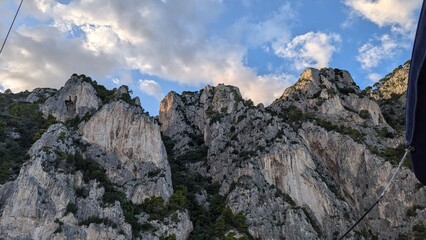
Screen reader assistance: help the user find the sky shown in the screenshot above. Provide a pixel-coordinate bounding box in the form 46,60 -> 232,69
0,0 -> 423,116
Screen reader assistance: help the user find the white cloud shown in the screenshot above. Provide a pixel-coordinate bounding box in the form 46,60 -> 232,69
139,79 -> 165,101
112,78 -> 120,85
0,0 -> 296,105
344,0 -> 422,34
356,34 -> 400,69
345,0 -> 420,71
111,71 -> 134,86
232,3 -> 294,47
367,72 -> 382,82
274,32 -> 341,71
0,25 -> 117,92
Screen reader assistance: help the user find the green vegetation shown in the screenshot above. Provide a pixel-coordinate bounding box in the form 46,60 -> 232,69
53,219 -> 64,234
375,127 -> 394,139
66,203 -> 78,214
206,106 -> 224,124
78,74 -> 137,106
381,145 -> 410,166
334,68 -> 344,78
162,135 -> 253,239
368,144 -> 412,168
379,101 -> 405,132
59,148 -> 190,237
338,87 -> 356,95
160,234 -> 177,240
79,216 -> 117,228
359,109 -> 371,119
231,89 -> 244,102
413,223 -> 426,240
406,205 -> 425,217
176,146 -> 208,163
277,106 -> 314,128
277,106 -> 364,143
0,93 -> 57,184
315,118 -> 364,143
244,99 -> 254,107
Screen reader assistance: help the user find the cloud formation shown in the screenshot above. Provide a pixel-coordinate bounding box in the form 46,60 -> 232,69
0,25 -> 117,91
344,0 -> 422,34
356,34 -> 399,70
0,0 -> 295,104
139,79 -> 165,101
367,72 -> 382,82
232,3 -> 294,48
344,0 -> 421,73
273,32 -> 341,71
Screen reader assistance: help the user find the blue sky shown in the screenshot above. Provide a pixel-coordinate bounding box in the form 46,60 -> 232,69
0,0 -> 422,115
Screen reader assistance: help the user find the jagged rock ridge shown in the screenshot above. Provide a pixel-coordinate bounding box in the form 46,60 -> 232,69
0,64 -> 425,240
0,76 -> 192,240
159,64 -> 426,239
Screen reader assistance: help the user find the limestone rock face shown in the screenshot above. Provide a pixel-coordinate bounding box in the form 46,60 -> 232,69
159,66 -> 426,239
1,63 -> 424,239
0,80 -> 191,239
41,76 -> 101,122
26,88 -> 57,103
82,101 -> 173,203
0,124 -> 131,239
139,210 -> 193,240
369,61 -> 410,100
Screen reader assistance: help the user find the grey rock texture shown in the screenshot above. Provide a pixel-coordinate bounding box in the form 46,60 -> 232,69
0,80 -> 191,239
159,65 -> 426,239
41,75 -> 101,122
26,88 -> 57,103
139,210 -> 193,240
82,101 -> 173,203
1,63 -> 425,239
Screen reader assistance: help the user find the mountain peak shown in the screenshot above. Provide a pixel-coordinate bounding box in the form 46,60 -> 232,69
367,61 -> 410,100
279,67 -> 359,102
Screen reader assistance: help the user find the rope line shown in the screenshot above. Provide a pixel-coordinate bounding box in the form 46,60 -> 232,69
0,0 -> 23,55
338,147 -> 411,239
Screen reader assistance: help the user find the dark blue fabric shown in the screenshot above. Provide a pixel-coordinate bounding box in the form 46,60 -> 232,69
407,0 -> 426,184
407,1 -> 426,144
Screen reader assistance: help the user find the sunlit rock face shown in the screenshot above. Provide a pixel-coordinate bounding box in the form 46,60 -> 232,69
82,101 -> 173,204
159,64 -> 426,239
0,79 -> 191,240
1,63 -> 425,239
41,76 -> 101,122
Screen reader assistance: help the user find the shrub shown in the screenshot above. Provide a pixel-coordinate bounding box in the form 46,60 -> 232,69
168,190 -> 189,210
338,87 -> 356,95
140,196 -> 168,220
359,109 -> 371,119
407,205 -> 424,217
376,127 -> 394,138
177,146 -> 208,163
66,203 -> 78,214
0,94 -> 57,184
53,219 -> 64,234
380,145 -> 407,165
160,234 -> 177,240
206,106 -> 224,123
244,99 -> 254,107
413,223 -> 426,239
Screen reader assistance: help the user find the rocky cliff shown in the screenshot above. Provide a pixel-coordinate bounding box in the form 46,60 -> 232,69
0,76 -> 192,240
0,64 -> 425,240
159,64 -> 426,239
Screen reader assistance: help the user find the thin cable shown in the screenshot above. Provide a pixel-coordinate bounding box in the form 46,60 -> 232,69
338,147 -> 411,240
0,0 -> 23,55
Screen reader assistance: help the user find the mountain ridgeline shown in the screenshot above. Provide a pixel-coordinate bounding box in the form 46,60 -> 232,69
1,62 -> 425,240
